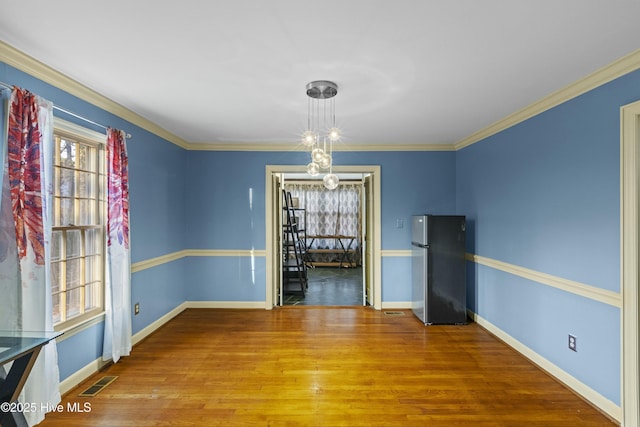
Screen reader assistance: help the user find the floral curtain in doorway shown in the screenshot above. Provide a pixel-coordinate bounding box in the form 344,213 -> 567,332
285,182 -> 361,264
102,127 -> 132,363
0,86 -> 61,426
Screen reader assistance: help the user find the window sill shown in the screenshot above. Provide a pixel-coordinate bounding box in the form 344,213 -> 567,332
55,312 -> 105,343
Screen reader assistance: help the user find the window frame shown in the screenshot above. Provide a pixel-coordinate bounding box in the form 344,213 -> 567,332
52,118 -> 107,332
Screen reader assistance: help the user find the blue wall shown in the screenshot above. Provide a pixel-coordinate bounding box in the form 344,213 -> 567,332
456,69 -> 640,406
182,150 -> 457,303
184,150 -> 457,251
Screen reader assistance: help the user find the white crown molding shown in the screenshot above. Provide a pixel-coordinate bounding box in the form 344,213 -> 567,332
184,143 -> 303,151
4,41 -> 638,153
184,142 -> 455,152
467,253 -> 622,308
455,49 -> 640,150
0,40 -> 190,149
335,143 -> 454,152
0,41 -> 451,152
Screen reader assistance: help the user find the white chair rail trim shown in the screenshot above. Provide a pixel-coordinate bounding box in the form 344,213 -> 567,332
131,249 -> 621,309
467,253 -> 621,308
131,249 -> 267,273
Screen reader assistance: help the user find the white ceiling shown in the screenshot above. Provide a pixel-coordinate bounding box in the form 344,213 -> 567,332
1,0 -> 639,147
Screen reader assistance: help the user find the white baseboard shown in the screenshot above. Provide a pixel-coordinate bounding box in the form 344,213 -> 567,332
469,310 -> 621,423
130,301 -> 265,348
184,301 -> 266,309
132,302 -> 188,346
60,303 -> 187,396
59,301 -> 263,396
59,357 -> 111,395
381,301 -> 412,309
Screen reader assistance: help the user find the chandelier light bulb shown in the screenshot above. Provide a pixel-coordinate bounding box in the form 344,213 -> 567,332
328,127 -> 341,142
311,148 -> 325,163
301,130 -> 316,147
306,162 -> 320,176
323,173 -> 340,190
318,152 -> 332,169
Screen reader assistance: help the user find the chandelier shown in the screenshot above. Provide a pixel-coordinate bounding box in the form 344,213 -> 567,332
302,80 -> 340,190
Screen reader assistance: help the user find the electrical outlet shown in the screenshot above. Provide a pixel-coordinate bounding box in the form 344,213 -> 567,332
568,334 -> 577,352
134,303 -> 140,315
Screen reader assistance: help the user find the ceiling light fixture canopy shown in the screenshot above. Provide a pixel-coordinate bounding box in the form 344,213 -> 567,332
302,80 -> 340,190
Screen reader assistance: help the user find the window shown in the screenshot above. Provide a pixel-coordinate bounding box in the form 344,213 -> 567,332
51,121 -> 106,329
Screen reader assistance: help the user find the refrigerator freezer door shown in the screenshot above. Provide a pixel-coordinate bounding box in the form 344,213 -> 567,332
411,215 -> 428,247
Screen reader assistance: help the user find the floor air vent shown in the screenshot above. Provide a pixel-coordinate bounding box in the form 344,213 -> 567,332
78,376 -> 118,397
384,311 -> 406,316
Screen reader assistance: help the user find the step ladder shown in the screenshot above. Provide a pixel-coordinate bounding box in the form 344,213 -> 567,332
282,190 -> 307,296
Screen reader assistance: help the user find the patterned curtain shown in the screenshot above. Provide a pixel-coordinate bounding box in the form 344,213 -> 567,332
285,182 -> 361,264
102,128 -> 132,363
0,86 -> 61,426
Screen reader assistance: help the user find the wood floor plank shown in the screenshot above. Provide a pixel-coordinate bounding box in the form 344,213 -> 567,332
40,308 -> 617,426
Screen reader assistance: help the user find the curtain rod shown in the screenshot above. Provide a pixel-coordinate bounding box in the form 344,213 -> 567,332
0,81 -> 131,139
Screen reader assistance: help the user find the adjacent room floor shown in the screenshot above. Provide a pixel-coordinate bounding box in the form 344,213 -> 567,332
283,266 -> 363,306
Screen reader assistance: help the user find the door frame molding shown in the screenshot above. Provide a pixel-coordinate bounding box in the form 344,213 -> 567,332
621,99 -> 640,427
265,165 -> 382,310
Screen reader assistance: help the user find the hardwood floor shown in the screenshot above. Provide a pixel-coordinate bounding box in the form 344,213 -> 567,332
41,308 -> 616,426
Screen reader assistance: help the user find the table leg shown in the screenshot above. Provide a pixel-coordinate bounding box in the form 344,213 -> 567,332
341,238 -> 355,267
336,238 -> 355,268
0,347 -> 43,427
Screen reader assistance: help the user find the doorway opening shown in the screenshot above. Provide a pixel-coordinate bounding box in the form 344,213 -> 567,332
266,165 -> 381,310
282,175 -> 363,306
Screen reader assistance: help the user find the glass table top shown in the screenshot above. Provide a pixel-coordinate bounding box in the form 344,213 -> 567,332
0,331 -> 62,365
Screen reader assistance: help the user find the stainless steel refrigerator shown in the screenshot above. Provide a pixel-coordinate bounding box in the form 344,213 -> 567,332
411,215 -> 467,325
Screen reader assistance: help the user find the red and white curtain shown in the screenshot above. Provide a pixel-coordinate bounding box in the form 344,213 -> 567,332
102,128 -> 131,363
0,86 -> 61,426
